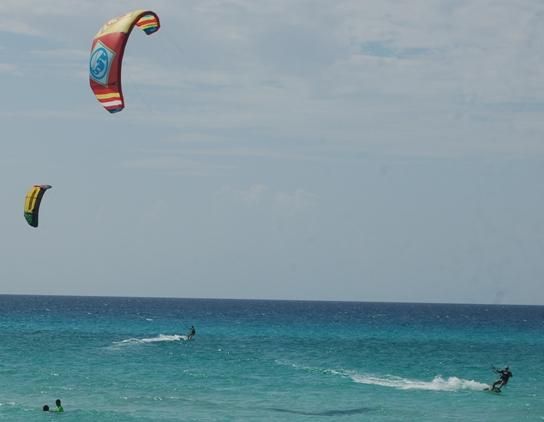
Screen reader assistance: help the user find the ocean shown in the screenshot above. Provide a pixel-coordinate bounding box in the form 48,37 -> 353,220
0,295 -> 542,421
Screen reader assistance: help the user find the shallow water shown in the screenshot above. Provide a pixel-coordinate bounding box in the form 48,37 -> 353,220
0,296 -> 542,421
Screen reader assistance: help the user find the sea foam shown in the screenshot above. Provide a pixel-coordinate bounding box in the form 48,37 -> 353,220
112,334 -> 188,347
349,373 -> 488,391
276,360 -> 488,392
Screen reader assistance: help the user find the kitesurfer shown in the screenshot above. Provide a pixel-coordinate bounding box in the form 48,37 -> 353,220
491,366 -> 512,391
187,325 -> 196,340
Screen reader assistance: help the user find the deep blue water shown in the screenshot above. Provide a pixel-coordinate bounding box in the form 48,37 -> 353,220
1,295 -> 543,421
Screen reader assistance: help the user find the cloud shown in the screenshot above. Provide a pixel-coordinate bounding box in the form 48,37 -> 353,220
359,41 -> 435,59
0,0 -> 138,19
120,155 -> 232,176
219,184 -> 318,214
157,146 -> 330,162
120,59 -> 232,90
3,0 -> 544,158
234,184 -> 268,205
0,21 -> 42,36
274,189 -> 319,214
30,48 -> 88,59
0,63 -> 19,75
0,109 -> 99,121
0,0 -> 96,36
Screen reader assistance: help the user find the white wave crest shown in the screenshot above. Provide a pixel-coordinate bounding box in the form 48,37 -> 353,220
113,334 -> 188,347
349,373 -> 488,391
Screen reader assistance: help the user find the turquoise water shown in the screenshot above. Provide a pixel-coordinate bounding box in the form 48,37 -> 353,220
0,296 -> 543,421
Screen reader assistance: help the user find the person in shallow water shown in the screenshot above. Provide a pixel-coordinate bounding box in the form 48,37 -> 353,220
187,325 -> 196,340
42,400 -> 63,412
55,399 -> 64,412
492,366 -> 513,390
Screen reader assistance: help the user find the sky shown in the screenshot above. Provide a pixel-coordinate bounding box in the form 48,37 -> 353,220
1,0 -> 544,305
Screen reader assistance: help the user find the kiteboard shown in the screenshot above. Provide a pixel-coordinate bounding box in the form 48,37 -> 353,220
483,386 -> 501,393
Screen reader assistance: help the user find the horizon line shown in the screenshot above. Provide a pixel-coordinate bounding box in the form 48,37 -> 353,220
0,292 -> 541,307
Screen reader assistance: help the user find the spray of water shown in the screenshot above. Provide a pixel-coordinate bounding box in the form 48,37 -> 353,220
112,334 -> 188,347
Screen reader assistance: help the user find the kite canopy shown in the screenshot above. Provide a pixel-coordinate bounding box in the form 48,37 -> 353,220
89,10 -> 160,113
24,185 -> 52,228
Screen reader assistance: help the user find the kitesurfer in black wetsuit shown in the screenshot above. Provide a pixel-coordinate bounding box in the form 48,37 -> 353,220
187,325 -> 196,340
492,366 -> 512,391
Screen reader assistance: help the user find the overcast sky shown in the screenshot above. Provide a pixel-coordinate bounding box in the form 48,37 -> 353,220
1,0 -> 543,304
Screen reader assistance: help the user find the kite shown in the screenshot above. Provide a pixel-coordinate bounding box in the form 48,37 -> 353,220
89,10 -> 160,113
24,185 -> 52,228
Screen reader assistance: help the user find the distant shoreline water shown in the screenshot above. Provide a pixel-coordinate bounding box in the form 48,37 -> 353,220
1,292 -> 542,307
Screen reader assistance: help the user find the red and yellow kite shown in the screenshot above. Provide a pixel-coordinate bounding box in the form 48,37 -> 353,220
89,10 -> 160,113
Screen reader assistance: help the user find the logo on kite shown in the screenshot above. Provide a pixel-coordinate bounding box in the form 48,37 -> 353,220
89,42 -> 114,85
